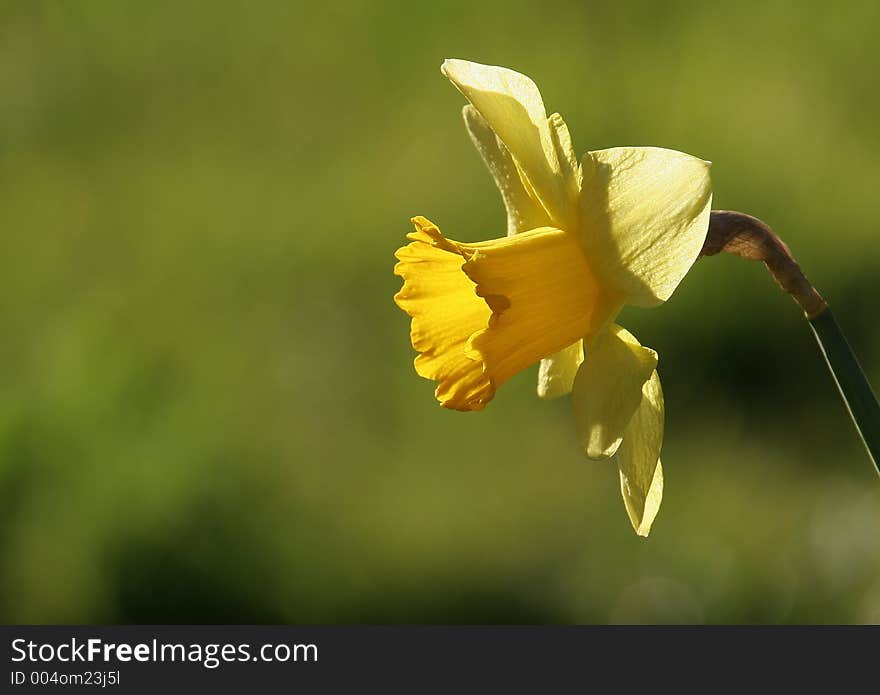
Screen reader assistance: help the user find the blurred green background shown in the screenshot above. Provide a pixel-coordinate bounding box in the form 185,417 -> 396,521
2,0 -> 879,624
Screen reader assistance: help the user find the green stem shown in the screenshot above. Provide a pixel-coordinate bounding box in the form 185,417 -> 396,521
809,307 -> 880,475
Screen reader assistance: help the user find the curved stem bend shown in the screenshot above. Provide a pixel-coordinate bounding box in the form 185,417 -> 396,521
702,210 -> 827,319
701,210 -> 879,474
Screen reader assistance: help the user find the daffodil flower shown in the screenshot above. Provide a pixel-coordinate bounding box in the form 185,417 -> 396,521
394,59 -> 712,536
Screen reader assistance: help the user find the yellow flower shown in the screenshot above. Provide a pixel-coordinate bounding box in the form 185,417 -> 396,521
394,59 -> 712,536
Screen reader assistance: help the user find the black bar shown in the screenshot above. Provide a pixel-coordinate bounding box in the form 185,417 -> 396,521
2,625 -> 877,692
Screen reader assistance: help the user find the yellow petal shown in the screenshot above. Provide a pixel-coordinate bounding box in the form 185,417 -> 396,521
579,147 -> 712,307
548,112 -> 581,212
532,114 -> 584,400
393,217 -> 493,411
537,341 -> 584,399
617,371 -> 665,537
462,105 -> 551,235
460,227 -> 621,390
571,325 -> 657,459
441,59 -> 576,230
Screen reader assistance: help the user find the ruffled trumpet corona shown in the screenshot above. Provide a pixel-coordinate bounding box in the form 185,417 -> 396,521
394,59 -> 712,536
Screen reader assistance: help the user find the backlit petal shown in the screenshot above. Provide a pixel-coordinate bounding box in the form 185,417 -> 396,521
572,325 -> 657,459
617,370 -> 665,537
537,341 -> 584,399
580,147 -> 712,307
462,105 -> 550,235
442,59 -> 576,230
548,112 -> 581,212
